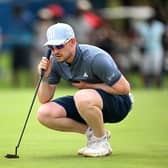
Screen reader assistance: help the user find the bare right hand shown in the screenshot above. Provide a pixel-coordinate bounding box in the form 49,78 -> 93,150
38,56 -> 53,79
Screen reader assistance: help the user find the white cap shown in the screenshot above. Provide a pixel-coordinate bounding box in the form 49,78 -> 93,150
44,23 -> 75,46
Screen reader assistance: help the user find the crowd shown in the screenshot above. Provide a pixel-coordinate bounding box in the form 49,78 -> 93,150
0,0 -> 168,88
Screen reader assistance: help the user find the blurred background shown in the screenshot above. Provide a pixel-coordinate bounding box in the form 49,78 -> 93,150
0,0 -> 168,89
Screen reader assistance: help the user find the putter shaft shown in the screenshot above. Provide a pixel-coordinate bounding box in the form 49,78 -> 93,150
5,49 -> 51,159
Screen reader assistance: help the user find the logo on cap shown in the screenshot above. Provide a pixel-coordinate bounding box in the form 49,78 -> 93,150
44,23 -> 75,46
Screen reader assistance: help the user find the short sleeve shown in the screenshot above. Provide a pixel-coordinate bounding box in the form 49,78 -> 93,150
47,60 -> 61,84
91,53 -> 121,86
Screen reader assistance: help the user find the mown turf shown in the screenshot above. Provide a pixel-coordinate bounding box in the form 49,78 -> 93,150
0,87 -> 168,168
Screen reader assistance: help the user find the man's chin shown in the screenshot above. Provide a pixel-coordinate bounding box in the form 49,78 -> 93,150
56,58 -> 64,63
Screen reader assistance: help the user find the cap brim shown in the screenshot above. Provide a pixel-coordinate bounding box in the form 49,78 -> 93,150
43,39 -> 65,46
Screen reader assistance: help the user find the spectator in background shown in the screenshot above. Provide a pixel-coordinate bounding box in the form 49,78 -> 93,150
34,7 -> 54,57
89,18 -> 113,54
64,0 -> 102,43
133,8 -> 166,88
89,18 -> 130,74
89,18 -> 119,60
9,4 -> 35,87
162,23 -> 168,73
32,4 -> 65,81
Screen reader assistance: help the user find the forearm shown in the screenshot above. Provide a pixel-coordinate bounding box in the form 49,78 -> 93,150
92,75 -> 130,95
38,82 -> 56,103
86,83 -> 119,94
73,75 -> 130,95
88,82 -> 130,95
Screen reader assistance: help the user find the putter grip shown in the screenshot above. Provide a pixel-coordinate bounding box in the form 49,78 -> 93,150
40,49 -> 51,78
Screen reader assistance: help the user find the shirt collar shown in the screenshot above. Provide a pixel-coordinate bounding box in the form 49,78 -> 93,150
70,44 -> 82,66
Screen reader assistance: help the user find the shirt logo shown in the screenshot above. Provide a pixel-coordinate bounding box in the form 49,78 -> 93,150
83,72 -> 88,78
108,73 -> 115,81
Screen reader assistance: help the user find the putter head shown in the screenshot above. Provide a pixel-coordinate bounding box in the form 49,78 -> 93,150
5,154 -> 19,159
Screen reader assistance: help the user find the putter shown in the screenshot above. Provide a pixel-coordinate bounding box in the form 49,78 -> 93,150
5,49 -> 51,159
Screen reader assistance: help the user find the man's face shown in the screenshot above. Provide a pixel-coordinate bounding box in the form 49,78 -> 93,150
48,39 -> 75,63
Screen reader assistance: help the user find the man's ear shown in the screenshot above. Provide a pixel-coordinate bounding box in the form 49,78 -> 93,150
71,38 -> 77,45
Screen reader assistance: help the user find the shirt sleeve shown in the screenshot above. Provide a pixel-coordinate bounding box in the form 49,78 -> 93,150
91,53 -> 121,86
46,60 -> 61,84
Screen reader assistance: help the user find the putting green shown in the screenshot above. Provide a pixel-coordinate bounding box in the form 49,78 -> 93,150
0,88 -> 168,168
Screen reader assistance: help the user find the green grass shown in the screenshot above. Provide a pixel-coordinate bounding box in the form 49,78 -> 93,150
0,87 -> 168,168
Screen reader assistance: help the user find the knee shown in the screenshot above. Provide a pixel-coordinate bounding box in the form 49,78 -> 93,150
74,89 -> 103,113
74,90 -> 92,111
37,104 -> 51,124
